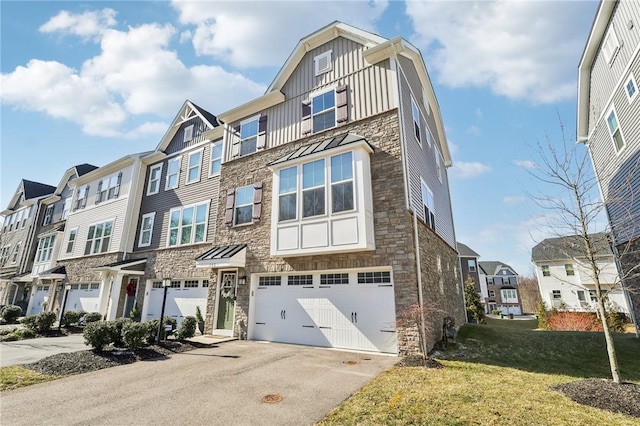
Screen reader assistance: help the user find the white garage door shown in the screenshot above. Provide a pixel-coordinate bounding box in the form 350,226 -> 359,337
145,279 -> 208,325
66,283 -> 101,313
28,285 -> 50,316
251,270 -> 397,354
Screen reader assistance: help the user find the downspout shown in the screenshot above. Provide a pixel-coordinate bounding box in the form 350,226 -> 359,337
392,44 -> 428,355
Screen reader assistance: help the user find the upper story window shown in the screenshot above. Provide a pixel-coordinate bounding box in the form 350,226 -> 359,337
43,205 -> 54,225
330,152 -> 354,213
602,26 -> 620,65
224,183 -> 263,227
564,264 -> 575,276
625,74 -> 638,103
147,164 -> 163,195
36,235 -> 55,262
62,197 -> 71,220
488,289 -> 495,297
183,124 -> 194,142
312,90 -> 336,133
21,206 -> 31,228
0,246 -> 10,264
541,265 -> 550,277
96,173 -> 122,204
12,242 -> 21,263
75,185 -> 89,210
85,220 -> 114,255
552,289 -> 562,299
186,149 -> 203,184
234,186 -> 255,225
606,107 -> 625,152
166,157 -> 181,190
314,50 -> 332,76
240,117 -> 259,156
66,228 -> 77,254
303,159 -> 326,217
501,289 -> 517,302
279,167 -> 297,222
467,259 -> 476,272
435,150 -> 442,183
411,96 -> 421,144
138,212 -> 155,247
210,141 -> 223,176
168,201 -> 209,246
421,179 -> 435,230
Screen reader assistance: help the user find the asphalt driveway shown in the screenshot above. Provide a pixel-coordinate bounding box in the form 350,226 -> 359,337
1,340 -> 397,425
0,334 -> 89,367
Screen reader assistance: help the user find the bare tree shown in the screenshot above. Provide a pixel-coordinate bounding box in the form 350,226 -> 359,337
527,125 -> 639,384
518,274 -> 542,314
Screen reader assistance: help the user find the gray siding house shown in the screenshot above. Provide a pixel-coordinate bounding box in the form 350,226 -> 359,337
577,0 -> 640,324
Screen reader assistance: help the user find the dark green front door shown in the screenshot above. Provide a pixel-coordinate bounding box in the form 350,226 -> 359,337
216,273 -> 236,330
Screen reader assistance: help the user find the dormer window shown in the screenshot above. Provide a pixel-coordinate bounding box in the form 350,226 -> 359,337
184,124 -> 194,142
314,50 -> 332,76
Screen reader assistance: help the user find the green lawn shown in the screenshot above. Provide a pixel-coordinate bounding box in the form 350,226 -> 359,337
0,366 -> 59,391
320,323 -> 640,425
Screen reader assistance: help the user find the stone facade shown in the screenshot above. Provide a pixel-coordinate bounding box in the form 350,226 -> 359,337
206,109 -> 464,354
59,252 -> 122,284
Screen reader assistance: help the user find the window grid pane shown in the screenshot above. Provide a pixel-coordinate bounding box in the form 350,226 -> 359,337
288,275 -> 313,286
357,271 -> 391,284
320,273 -> 349,285
258,276 -> 282,286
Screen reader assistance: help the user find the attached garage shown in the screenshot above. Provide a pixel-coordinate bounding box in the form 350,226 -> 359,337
65,283 -> 101,313
250,269 -> 397,354
143,278 -> 208,325
27,285 -> 50,316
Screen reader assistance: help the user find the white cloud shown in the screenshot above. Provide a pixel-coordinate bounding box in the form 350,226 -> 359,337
475,108 -> 483,119
405,1 -> 596,103
125,122 -> 169,139
450,161 -> 491,179
503,195 -> 525,206
448,140 -> 459,156
467,125 -> 480,136
2,13 -> 265,137
39,8 -> 117,40
171,0 -> 389,68
513,159 -> 537,169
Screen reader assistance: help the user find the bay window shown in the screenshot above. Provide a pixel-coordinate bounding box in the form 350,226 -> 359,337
302,159 -> 326,217
279,167 -> 297,221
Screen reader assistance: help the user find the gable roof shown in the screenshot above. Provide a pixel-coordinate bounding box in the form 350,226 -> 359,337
531,233 -> 613,262
154,100 -> 220,153
23,179 -> 56,200
457,242 -> 479,258
48,164 -> 99,198
479,261 -> 518,276
72,151 -> 152,186
75,163 -> 99,177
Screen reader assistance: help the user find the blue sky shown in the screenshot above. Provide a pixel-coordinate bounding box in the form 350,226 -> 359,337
1,0 -> 600,276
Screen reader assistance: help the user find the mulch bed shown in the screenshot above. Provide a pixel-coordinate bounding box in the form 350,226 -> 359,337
397,354 -> 444,368
553,379 -> 640,418
24,340 -> 211,377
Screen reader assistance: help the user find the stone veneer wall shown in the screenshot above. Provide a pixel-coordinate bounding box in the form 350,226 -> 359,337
208,109 -> 463,354
617,238 -> 640,327
59,252 -> 123,283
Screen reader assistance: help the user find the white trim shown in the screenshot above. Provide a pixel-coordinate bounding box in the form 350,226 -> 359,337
234,185 -> 255,226
605,104 -> 627,154
314,50 -> 333,76
625,72 -> 638,103
208,140 -> 223,177
84,218 -> 116,255
310,85 -> 338,134
138,212 -> 156,248
238,114 -> 261,157
213,269 -> 238,336
165,156 -> 182,190
166,200 -> 210,247
183,124 -> 194,143
185,148 -> 204,185
65,227 -> 78,254
411,95 -> 422,147
146,163 -> 163,195
603,24 -> 620,66
195,248 -> 247,268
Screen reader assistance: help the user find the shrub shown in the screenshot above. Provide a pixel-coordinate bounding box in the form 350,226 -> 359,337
606,311 -> 626,333
176,316 -> 197,340
122,322 -> 148,349
22,311 -> 57,333
144,317 -> 177,344
83,312 -> 103,324
84,321 -> 114,351
1,332 -> 20,342
61,310 -> 85,327
548,311 -> 602,331
18,328 -> 36,339
21,315 -> 38,331
0,305 -> 23,324
536,300 -> 550,330
491,309 -> 501,316
111,317 -> 132,348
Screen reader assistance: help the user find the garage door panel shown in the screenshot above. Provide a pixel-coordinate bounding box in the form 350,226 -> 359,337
146,282 -> 208,326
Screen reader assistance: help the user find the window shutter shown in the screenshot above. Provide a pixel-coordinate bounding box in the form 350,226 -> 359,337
301,101 -> 312,135
224,189 -> 235,226
336,85 -> 349,123
114,172 -> 122,198
95,181 -> 103,204
231,125 -> 241,158
83,185 -> 90,208
257,115 -> 267,151
74,189 -> 80,211
252,182 -> 263,222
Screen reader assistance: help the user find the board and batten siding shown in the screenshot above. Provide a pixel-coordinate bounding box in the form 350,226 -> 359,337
588,0 -> 640,134
396,56 -> 456,249
223,37 -> 395,161
164,116 -> 212,156
134,142 -> 221,251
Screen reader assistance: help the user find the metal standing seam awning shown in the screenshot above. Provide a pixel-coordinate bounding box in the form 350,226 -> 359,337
195,244 -> 247,268
93,258 -> 147,275
11,272 -> 34,283
35,266 -> 66,280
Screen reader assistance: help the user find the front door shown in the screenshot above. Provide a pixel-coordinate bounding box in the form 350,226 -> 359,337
216,272 -> 236,330
123,278 -> 138,318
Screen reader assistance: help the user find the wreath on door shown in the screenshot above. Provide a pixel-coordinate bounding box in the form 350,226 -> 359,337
220,276 -> 235,299
126,281 -> 136,297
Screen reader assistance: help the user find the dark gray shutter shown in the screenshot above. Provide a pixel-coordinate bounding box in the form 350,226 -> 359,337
301,101 -> 312,135
231,125 -> 241,158
257,116 -> 267,151
114,172 -> 123,198
252,182 -> 263,222
336,85 -> 348,123
83,185 -> 90,208
95,181 -> 103,204
225,189 -> 235,226
74,188 -> 81,211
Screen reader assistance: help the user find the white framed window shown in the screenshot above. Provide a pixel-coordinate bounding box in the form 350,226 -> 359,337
565,264 -> 575,276
66,228 -> 77,254
138,212 -> 155,247
411,96 -> 421,144
21,206 -> 31,228
552,290 -> 562,299
312,89 -> 336,133
209,141 -> 223,176
62,197 -> 71,220
75,185 -> 89,210
183,124 -> 194,142
168,201 -> 209,246
147,164 -> 163,195
542,265 -> 550,276
96,173 -> 122,203
84,220 -> 114,255
577,290 -> 586,301
36,235 -> 55,262
278,166 -> 297,222
435,150 -> 442,183
12,242 -> 21,263
234,186 -> 255,225
0,246 -> 10,264
240,116 -> 259,157
501,289 -> 517,302
606,106 -> 625,152
303,159 -> 326,218
314,50 -> 332,76
589,290 -> 598,301
602,26 -> 620,65
421,178 -> 435,230
166,157 -> 181,190
625,73 -> 638,102
186,149 -> 203,184
467,259 -> 476,272
43,205 -> 54,225
488,290 -> 495,297
330,151 -> 354,213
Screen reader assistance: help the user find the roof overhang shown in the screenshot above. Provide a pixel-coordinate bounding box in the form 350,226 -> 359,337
217,91 -> 285,124
93,258 -> 147,275
577,0 -> 617,141
154,100 -> 219,153
12,272 -> 33,283
201,125 -> 225,141
36,266 -> 67,280
71,153 -> 150,187
196,244 -> 247,268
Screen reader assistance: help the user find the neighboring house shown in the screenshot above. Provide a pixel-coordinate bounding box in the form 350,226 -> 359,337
532,234 -> 631,315
577,0 -> 640,326
55,152 -> 151,320
129,101 -> 222,328
478,261 -> 522,315
0,179 -> 56,309
457,242 -> 482,297
189,21 -> 465,355
26,164 -> 98,316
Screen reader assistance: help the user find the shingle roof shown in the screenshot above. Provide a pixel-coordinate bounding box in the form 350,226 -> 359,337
190,101 -> 220,128
22,179 -> 56,200
196,244 -> 247,261
531,233 -> 612,262
457,242 -> 479,258
479,261 -> 518,276
75,164 -> 99,176
267,133 -> 373,166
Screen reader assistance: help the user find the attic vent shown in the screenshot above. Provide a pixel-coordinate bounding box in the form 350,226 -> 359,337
184,124 -> 194,143
314,50 -> 332,76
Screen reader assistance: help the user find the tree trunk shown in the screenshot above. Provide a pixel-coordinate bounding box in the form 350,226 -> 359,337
596,286 -> 621,383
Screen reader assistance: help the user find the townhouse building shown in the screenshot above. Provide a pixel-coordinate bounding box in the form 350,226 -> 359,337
457,242 -> 484,310
478,261 -> 522,315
